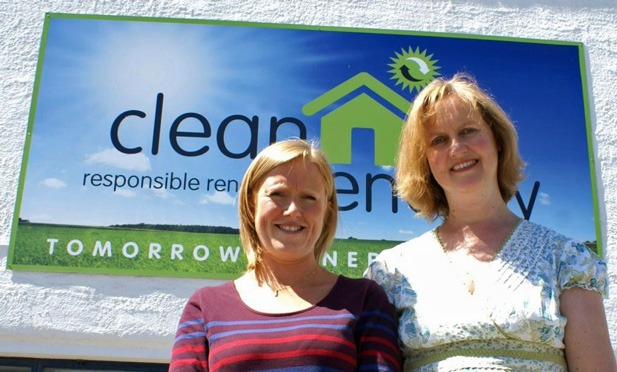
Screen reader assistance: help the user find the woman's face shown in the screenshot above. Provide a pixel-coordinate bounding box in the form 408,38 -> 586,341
254,158 -> 328,265
424,96 -> 500,197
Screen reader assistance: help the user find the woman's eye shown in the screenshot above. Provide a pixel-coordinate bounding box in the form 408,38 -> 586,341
431,136 -> 446,146
462,127 -> 478,136
266,191 -> 284,198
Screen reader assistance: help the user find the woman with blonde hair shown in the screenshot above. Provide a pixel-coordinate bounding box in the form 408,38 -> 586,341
172,139 -> 401,371
366,74 -> 616,371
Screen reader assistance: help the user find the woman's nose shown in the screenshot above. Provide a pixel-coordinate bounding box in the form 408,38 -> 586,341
449,138 -> 467,156
284,198 -> 303,215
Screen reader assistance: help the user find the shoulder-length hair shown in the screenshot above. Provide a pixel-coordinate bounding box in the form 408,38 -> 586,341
396,73 -> 525,220
238,139 -> 338,273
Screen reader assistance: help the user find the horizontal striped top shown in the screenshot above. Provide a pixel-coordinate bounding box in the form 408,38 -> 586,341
170,276 -> 401,371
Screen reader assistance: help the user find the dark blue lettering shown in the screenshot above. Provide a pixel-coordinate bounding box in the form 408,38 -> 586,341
169,112 -> 211,156
110,109 -> 146,154
366,173 -> 397,213
217,115 -> 258,159
269,116 -> 307,144
335,172 -> 359,211
515,181 -> 540,220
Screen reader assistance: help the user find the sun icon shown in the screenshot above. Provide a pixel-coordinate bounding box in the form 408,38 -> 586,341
388,46 -> 440,93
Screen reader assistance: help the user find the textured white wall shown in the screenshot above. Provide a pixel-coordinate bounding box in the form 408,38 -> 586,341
1,0 -> 616,363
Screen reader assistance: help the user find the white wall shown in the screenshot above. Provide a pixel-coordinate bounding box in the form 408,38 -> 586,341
1,0 -> 616,363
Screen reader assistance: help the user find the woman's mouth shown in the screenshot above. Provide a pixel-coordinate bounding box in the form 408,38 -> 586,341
451,159 -> 477,171
277,224 -> 303,232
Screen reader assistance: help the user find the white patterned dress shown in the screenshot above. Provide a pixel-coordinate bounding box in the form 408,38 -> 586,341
364,219 -> 607,371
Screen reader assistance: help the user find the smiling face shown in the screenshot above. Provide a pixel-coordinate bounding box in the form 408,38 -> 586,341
253,158 -> 328,265
425,96 -> 500,197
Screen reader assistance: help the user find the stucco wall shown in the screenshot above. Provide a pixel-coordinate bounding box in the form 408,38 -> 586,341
1,0 -> 616,363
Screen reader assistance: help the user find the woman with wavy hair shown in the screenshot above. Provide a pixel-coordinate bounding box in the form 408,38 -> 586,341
366,74 -> 615,371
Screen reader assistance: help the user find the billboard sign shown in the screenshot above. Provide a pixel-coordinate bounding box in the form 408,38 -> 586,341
8,13 -> 600,278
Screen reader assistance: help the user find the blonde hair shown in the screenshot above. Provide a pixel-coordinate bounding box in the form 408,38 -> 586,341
238,139 -> 338,274
396,73 -> 525,220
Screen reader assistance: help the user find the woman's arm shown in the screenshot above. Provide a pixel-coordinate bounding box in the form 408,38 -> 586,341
169,295 -> 208,372
356,281 -> 402,371
561,287 -> 617,371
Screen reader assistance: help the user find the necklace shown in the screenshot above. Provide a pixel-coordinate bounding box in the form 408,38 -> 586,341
273,265 -> 320,297
435,218 -> 521,294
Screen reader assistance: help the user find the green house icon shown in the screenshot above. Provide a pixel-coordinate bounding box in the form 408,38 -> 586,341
302,72 -> 411,166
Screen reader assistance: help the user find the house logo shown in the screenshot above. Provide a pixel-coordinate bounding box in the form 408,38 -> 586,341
303,47 -> 440,167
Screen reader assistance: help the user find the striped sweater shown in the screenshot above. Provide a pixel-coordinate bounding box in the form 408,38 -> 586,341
170,276 -> 401,371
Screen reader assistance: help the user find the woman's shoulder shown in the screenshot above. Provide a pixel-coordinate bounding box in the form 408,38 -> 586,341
521,220 -> 607,294
194,280 -> 234,292
518,219 -> 596,254
519,219 -> 564,238
333,275 -> 397,299
189,281 -> 236,302
331,276 -> 393,307
336,275 -> 382,289
515,220 -> 606,275
178,281 -> 240,320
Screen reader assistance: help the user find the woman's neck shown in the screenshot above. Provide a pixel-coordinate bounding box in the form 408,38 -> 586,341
444,185 -> 512,227
235,261 -> 337,313
255,258 -> 322,291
